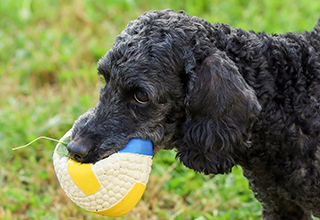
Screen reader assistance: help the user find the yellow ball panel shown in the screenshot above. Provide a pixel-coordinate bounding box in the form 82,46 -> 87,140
91,182 -> 146,217
67,160 -> 101,195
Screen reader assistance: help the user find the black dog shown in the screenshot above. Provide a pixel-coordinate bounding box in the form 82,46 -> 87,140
67,9 -> 320,219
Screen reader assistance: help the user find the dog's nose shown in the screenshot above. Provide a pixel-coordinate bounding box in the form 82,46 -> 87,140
67,140 -> 89,163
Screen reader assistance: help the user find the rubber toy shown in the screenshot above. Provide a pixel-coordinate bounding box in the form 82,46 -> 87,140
53,130 -> 153,217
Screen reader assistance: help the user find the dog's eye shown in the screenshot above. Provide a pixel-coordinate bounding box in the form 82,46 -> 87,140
134,90 -> 149,104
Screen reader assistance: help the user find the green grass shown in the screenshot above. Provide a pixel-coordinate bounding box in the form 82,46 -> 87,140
1,0 -> 320,219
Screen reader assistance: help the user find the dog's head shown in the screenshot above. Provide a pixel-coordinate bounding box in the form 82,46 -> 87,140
67,10 -> 261,174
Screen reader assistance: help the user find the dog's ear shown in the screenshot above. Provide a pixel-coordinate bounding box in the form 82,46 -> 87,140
177,50 -> 261,174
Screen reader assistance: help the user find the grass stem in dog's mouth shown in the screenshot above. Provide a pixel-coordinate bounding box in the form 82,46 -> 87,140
12,136 -> 68,151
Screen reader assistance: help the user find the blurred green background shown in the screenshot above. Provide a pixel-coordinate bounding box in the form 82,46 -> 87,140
1,0 -> 320,219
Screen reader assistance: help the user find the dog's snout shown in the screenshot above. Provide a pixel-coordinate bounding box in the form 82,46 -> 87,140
67,140 -> 90,163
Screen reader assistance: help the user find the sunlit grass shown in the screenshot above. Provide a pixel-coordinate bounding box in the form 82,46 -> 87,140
1,0 -> 320,219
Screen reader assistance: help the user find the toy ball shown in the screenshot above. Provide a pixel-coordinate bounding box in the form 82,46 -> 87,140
53,130 -> 153,217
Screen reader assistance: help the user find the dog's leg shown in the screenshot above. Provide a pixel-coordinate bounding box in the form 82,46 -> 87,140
261,199 -> 312,220
243,169 -> 312,220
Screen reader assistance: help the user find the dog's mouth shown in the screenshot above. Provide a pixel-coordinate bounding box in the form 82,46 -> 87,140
100,149 -> 118,160
67,146 -> 119,164
66,130 -> 155,164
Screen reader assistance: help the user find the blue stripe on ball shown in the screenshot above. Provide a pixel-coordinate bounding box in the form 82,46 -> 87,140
119,138 -> 153,156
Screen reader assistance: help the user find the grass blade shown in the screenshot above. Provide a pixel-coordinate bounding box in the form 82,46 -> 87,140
12,136 -> 68,151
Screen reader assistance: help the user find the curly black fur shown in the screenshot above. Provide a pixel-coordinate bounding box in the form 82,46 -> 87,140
67,10 -> 320,219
